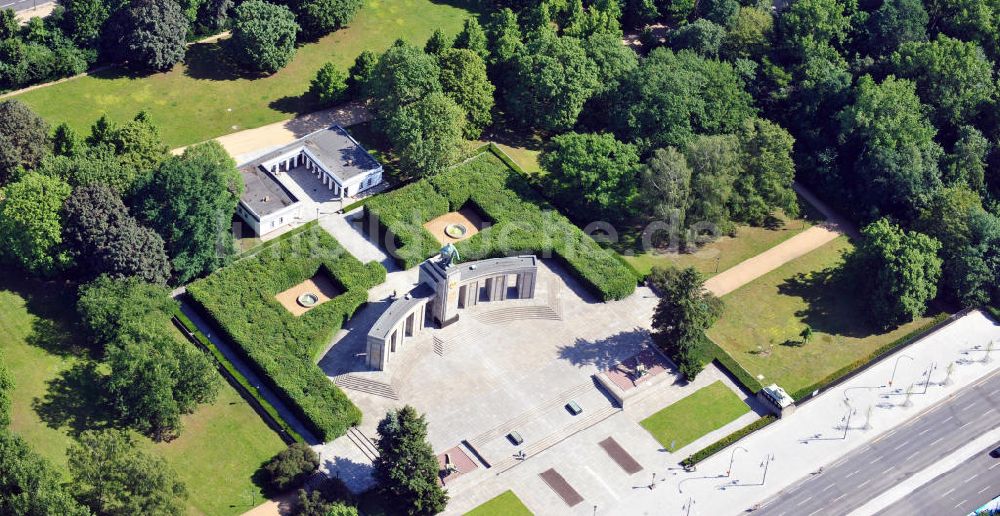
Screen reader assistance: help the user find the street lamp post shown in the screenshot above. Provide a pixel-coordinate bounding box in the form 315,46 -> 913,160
760,453 -> 775,485
684,497 -> 695,516
888,354 -> 914,387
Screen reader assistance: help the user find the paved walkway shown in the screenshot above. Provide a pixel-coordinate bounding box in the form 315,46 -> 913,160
172,101 -> 372,162
703,182 -> 856,297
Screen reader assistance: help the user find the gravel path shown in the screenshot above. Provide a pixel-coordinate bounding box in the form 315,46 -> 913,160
703,182 -> 857,297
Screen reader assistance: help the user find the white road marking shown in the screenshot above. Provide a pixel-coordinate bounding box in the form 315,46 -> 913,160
858,479 -> 871,488
807,509 -> 824,516
990,388 -> 1000,396
968,473 -> 979,482
980,486 -> 991,494
796,496 -> 813,507
846,469 -> 860,478
944,416 -> 954,423
833,493 -> 848,503
955,500 -> 968,508
918,427 -> 932,436
962,402 -> 978,411
931,437 -> 945,446
870,456 -> 883,464
990,462 -> 1000,470
822,484 -> 835,492
943,488 -> 956,496
882,467 -> 893,475
960,421 -> 972,428
893,440 -> 910,450
905,451 -> 920,461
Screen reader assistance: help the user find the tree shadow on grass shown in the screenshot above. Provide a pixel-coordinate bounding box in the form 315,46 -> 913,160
32,361 -> 115,436
776,265 -> 876,340
0,273 -> 91,357
183,41 -> 266,81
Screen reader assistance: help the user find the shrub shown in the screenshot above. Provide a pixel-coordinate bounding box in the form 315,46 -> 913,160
681,416 -> 776,467
365,149 -> 638,300
263,443 -> 319,493
187,223 -> 386,440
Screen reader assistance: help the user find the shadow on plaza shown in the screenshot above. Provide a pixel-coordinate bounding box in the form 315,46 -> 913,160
557,328 -> 656,373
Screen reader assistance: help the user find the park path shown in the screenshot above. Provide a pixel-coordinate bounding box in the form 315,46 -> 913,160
170,101 -> 372,162
703,182 -> 858,297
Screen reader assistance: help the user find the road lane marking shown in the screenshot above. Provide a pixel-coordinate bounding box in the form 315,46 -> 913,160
943,488 -> 956,496
962,402 -> 978,411
882,467 -> 893,475
870,456 -> 883,464
858,479 -> 871,488
808,509 -> 824,516
796,496 -> 813,507
968,474 -> 979,482
931,437 -> 945,446
990,388 -> 999,396
918,427 -> 932,435
990,462 -> 1000,470
955,500 -> 967,508
846,469 -> 860,478
944,416 -> 954,423
960,421 -> 972,428
822,484 -> 835,492
906,451 -> 920,460
980,486 -> 991,494
893,440 -> 910,450
833,493 -> 847,503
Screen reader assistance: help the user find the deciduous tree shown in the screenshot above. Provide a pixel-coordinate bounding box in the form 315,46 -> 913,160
262,443 -> 320,492
637,146 -> 692,229
385,92 -> 465,177
0,172 -> 71,275
0,432 -> 88,515
310,62 -> 348,106
540,132 -> 640,223
104,0 -> 188,71
136,141 -> 242,284
437,48 -> 494,138
0,99 -> 50,185
848,218 -> 942,329
284,0 -> 361,40
69,429 -> 188,513
453,17 -> 488,61
370,42 -> 442,117
231,0 -> 299,74
729,118 -> 798,225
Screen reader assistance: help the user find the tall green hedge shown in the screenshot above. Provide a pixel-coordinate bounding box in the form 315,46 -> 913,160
187,225 -> 386,441
365,151 -> 638,300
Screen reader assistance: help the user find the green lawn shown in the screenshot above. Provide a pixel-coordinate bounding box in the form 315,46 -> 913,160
465,490 -> 533,516
639,381 -> 750,451
706,236 -> 940,398
0,274 -> 286,515
9,0 -> 479,148
622,194 -> 824,278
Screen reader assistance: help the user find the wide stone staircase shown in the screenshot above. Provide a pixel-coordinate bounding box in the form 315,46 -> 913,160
472,305 -> 561,325
345,426 -> 379,462
489,405 -> 622,474
333,373 -> 399,400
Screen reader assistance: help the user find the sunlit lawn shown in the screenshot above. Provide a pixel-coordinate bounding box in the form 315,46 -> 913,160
10,0 -> 479,148
639,381 -> 749,451
706,236 -> 941,397
465,490 -> 533,516
0,274 -> 285,514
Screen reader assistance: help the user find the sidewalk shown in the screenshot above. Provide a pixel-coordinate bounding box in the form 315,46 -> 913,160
610,309 -> 1000,516
703,182 -> 856,297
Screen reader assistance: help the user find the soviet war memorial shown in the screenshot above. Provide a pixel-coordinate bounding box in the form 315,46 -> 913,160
4,0 -> 1000,515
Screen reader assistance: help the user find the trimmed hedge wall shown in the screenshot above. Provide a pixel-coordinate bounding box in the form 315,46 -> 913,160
681,416 -> 777,467
788,311 -> 950,400
187,225 -> 387,441
700,336 -> 764,394
365,150 -> 639,300
173,309 -> 304,443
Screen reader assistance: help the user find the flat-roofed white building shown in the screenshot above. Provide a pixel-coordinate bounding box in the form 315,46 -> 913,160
236,125 -> 383,237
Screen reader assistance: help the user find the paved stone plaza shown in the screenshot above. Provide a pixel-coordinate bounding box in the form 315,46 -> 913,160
311,220 -> 763,500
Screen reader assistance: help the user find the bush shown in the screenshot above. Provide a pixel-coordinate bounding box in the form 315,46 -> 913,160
681,416 -> 776,467
364,149 -> 638,300
310,62 -> 348,106
263,443 -> 319,493
187,223 -> 386,440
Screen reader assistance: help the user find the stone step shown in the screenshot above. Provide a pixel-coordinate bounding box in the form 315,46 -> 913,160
467,382 -> 595,450
347,426 -> 379,461
333,374 -> 399,400
491,405 -> 622,474
472,305 -> 561,325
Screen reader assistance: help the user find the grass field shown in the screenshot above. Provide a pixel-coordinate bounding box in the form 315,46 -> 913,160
465,490 -> 533,516
622,195 -> 824,278
0,275 -> 286,514
639,381 -> 750,451
9,0 -> 479,148
706,236 -> 939,397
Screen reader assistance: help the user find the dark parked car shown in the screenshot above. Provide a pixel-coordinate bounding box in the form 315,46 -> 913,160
566,400 -> 583,415
990,446 -> 1000,458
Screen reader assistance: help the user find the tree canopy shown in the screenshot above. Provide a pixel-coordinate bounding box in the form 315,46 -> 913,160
541,132 -> 640,223
373,406 -> 447,516
0,172 -> 71,275
650,266 -> 723,380
0,99 -> 50,186
437,48 -> 494,138
231,0 -> 299,74
0,432 -> 88,516
384,92 -> 466,177
104,0 -> 188,70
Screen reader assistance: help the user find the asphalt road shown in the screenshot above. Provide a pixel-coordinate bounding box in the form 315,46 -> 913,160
1,0 -> 45,12
879,442 -> 1000,516
756,368 -> 1000,516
